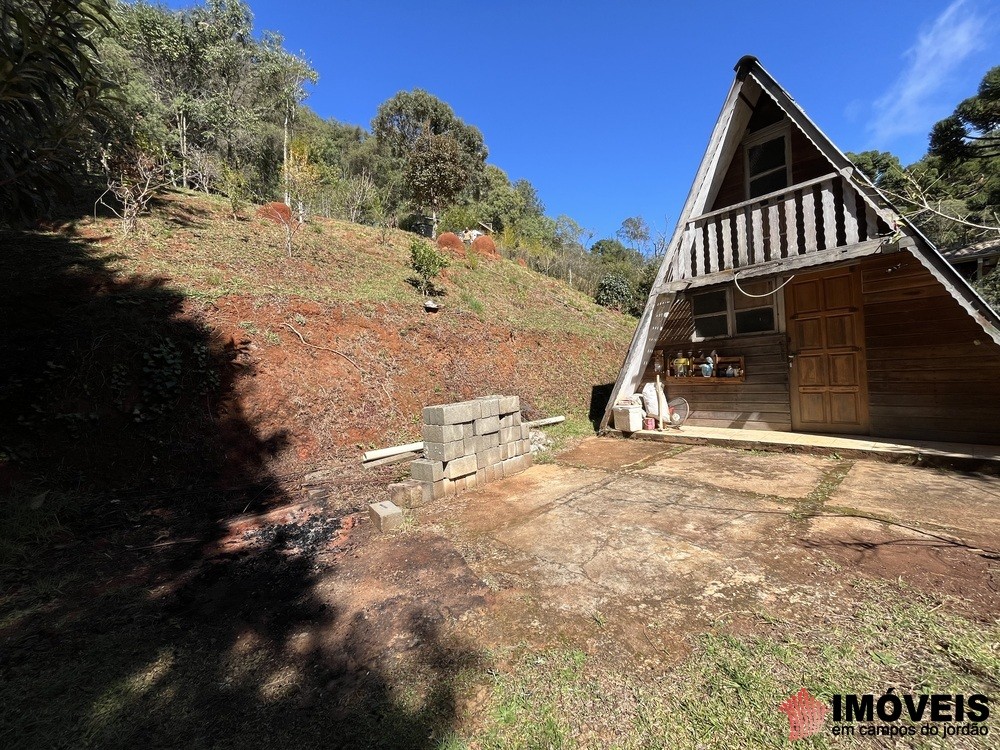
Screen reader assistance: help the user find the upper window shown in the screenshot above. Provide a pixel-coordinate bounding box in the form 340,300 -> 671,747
691,279 -> 780,340
744,124 -> 790,199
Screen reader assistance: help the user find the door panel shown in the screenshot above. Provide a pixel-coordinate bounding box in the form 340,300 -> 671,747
786,265 -> 869,434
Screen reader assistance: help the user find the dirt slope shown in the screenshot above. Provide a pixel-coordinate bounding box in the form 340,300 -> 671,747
1,189 -> 634,496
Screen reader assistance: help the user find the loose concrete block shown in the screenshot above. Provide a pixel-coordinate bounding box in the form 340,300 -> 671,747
369,501 -> 403,532
411,458 -> 444,483
422,423 -> 464,443
444,453 -> 477,479
476,395 -> 500,417
388,480 -> 424,509
464,436 -> 480,456
498,395 -> 520,414
478,446 -> 503,469
510,411 -> 521,426
425,440 -> 465,463
418,478 -> 454,504
423,400 -> 482,426
474,415 -> 501,435
520,423 -> 531,440
500,426 -> 519,444
499,413 -> 514,429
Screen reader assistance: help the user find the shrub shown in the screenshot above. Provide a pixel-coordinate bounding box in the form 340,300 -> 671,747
595,272 -> 634,312
436,231 -> 466,257
410,239 -> 449,296
472,234 -> 498,257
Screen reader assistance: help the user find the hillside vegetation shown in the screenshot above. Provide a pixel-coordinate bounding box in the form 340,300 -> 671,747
1,190 -> 634,518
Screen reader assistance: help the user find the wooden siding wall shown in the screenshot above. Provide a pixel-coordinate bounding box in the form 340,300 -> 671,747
861,253 -> 1000,444
710,121 -> 831,213
643,299 -> 791,430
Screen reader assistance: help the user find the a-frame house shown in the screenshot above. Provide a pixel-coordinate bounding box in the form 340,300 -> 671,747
602,56 -> 1000,445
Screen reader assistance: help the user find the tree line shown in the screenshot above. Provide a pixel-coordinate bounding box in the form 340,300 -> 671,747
1,0 -> 658,314
847,65 -> 1000,308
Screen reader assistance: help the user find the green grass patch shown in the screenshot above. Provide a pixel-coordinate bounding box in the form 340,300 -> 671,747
456,580 -> 1000,748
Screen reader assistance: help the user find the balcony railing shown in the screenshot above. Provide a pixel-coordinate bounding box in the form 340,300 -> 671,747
669,173 -> 890,282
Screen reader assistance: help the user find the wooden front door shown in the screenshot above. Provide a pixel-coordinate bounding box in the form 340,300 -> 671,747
785,265 -> 869,434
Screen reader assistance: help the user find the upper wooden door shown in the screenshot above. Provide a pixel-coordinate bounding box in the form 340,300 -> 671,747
785,265 -> 869,434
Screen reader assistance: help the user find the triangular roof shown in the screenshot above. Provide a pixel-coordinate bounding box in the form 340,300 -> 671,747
601,56 -> 1000,430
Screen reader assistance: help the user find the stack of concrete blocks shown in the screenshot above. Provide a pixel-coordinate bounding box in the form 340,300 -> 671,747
388,395 -> 532,508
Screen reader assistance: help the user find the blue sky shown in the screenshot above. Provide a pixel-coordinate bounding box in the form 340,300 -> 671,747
175,0 -> 998,245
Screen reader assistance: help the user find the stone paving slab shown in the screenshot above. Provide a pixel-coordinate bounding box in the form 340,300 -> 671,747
637,445 -> 829,499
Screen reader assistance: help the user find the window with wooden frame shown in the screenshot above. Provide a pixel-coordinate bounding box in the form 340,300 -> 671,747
744,123 -> 791,199
691,278 -> 781,340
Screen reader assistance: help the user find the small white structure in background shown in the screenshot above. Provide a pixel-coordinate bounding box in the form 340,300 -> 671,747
458,229 -> 484,244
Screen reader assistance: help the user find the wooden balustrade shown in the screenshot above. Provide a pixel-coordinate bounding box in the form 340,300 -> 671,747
671,173 -> 887,281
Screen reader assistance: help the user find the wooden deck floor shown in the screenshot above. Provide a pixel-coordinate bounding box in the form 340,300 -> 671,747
617,425 -> 1000,465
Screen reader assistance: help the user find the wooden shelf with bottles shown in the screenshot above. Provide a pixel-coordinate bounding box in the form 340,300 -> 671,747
664,354 -> 746,384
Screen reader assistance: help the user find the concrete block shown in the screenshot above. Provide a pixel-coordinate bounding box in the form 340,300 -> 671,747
520,439 -> 531,456
478,446 -> 503,469
474,415 -> 501,435
463,422 -> 475,438
499,413 -> 514,429
465,472 -> 478,490
444,454 -> 477,479
369,501 -> 403,532
520,423 -> 531,440
500,426 -> 519,444
411,458 -> 444,483
480,432 -> 500,449
422,423 -> 464,443
523,451 -> 533,469
424,440 -> 465,463
423,400 -> 482,426
498,395 -> 520,414
502,443 -> 513,460
464,436 -> 480,456
388,480 -> 424,509
418,478 -> 454,505
476,395 -> 501,417
501,458 -> 517,478
484,464 -> 499,483
476,468 -> 487,484
510,411 -> 521,426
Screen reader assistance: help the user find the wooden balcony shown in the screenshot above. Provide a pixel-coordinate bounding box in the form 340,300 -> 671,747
664,173 -> 892,289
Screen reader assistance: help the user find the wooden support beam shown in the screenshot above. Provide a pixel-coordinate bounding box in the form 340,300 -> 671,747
653,238 -> 892,294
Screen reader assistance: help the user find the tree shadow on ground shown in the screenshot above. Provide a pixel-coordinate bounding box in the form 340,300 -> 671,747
588,383 -> 615,430
0,227 -> 477,749
405,276 -> 448,297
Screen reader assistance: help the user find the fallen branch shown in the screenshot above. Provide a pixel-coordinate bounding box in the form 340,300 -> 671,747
282,322 -> 361,370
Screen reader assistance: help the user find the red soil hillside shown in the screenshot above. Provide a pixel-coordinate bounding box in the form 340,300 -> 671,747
1,190 -> 635,493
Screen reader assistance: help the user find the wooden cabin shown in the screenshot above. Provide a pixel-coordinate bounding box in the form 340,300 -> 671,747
602,57 -> 1000,445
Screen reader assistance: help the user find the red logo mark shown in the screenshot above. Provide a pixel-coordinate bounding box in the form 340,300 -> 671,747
779,688 -> 829,740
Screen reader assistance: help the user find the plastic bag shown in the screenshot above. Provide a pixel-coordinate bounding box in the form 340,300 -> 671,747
640,382 -> 660,418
